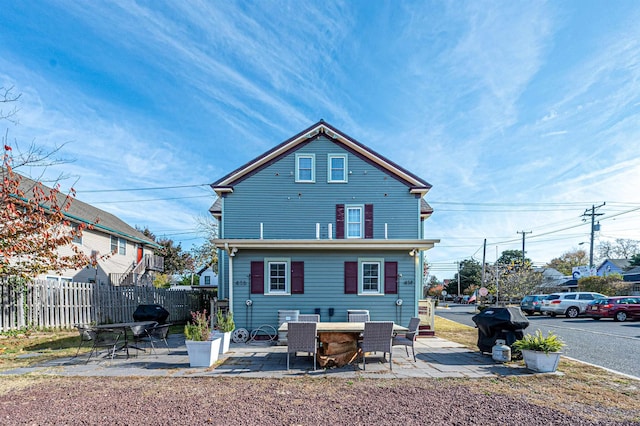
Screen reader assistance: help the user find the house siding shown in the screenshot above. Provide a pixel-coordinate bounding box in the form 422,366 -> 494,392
220,136 -> 420,240
229,250 -> 417,330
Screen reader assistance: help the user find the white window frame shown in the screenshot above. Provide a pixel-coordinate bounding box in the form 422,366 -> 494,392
358,258 -> 384,295
71,223 -> 82,244
265,257 -> 291,295
45,276 -> 73,284
328,154 -> 348,183
111,236 -> 126,255
295,153 -> 315,183
346,205 -> 363,239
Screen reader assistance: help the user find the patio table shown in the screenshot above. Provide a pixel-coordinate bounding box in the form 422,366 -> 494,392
279,322 -> 408,368
94,321 -> 157,358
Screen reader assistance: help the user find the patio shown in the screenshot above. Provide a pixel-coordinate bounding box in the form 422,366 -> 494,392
4,333 -> 535,379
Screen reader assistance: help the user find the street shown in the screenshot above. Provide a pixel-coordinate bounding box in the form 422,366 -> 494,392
436,305 -> 640,379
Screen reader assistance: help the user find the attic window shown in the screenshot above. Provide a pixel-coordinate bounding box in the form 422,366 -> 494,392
328,154 -> 347,183
295,153 -> 315,183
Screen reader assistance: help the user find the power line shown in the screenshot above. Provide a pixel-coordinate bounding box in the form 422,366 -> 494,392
76,183 -> 212,193
91,194 -> 212,204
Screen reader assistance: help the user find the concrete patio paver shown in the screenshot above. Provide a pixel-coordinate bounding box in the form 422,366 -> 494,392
2,334 -> 536,379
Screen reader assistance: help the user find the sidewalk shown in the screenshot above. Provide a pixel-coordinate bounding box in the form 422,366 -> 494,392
3,333 -> 535,379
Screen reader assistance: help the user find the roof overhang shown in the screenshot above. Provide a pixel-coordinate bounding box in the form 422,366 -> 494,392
211,121 -> 432,197
213,238 -> 439,252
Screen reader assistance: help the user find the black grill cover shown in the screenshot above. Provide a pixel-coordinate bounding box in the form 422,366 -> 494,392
472,307 -> 529,353
132,304 -> 170,324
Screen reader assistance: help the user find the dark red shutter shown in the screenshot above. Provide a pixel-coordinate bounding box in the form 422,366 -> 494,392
336,204 -> 345,239
291,261 -> 304,294
250,261 -> 264,294
344,261 -> 358,294
364,204 -> 374,239
384,262 -> 398,294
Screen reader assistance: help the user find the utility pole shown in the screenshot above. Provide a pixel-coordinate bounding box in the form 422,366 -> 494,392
457,261 -> 461,299
517,231 -> 532,267
481,238 -> 487,289
583,203 -> 605,270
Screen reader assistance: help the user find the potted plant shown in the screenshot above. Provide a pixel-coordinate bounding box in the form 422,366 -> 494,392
212,309 -> 235,354
184,310 -> 221,367
512,330 -> 565,373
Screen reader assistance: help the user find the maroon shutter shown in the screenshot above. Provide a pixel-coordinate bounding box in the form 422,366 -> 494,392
384,261 -> 398,294
291,261 -> 304,294
344,261 -> 358,294
364,204 -> 374,239
336,204 -> 345,239
250,261 -> 264,294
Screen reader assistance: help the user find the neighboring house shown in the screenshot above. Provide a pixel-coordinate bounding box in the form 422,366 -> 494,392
197,265 -> 218,287
596,259 -> 630,277
534,267 -> 571,291
210,120 -> 439,331
15,173 -> 163,285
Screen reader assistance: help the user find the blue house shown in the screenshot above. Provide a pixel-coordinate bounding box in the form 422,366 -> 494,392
210,121 -> 439,332
596,259 -> 630,277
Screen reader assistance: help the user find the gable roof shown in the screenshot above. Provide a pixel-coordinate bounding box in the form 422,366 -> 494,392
597,258 -> 630,272
211,120 -> 432,197
11,171 -> 159,248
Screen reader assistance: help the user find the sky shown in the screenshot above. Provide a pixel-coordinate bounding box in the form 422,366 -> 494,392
2,1 -> 640,279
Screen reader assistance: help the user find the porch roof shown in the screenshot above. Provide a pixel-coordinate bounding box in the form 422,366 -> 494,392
213,238 -> 439,252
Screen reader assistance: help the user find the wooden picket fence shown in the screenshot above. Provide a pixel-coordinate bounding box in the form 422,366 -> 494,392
0,280 -> 201,331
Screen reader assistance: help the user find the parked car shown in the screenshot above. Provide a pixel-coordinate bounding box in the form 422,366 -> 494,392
540,292 -> 606,318
520,294 -> 547,315
585,296 -> 640,322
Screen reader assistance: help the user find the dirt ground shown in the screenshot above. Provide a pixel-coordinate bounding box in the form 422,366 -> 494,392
1,376 -> 639,425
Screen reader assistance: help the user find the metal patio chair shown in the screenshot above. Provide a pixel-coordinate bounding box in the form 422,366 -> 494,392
145,323 -> 172,354
86,328 -> 123,363
130,321 -> 158,356
360,321 -> 394,371
74,325 -> 95,358
287,321 -> 318,371
348,313 -> 370,322
392,317 -> 421,361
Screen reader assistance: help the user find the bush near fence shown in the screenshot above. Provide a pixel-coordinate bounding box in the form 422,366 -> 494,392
0,280 -> 202,331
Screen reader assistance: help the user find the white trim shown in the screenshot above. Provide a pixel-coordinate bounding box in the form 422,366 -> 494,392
346,205 -> 363,239
327,153 -> 348,183
358,258 -> 384,295
295,153 -> 315,183
264,257 -> 291,295
213,239 -> 439,250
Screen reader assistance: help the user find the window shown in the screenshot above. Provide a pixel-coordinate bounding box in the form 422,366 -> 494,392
265,258 -> 290,294
361,262 -> 380,293
111,236 -> 126,255
204,276 -> 211,286
345,260 -> 396,295
71,223 -> 82,244
346,206 -> 363,238
45,276 -> 72,284
328,154 -> 347,183
295,153 -> 315,183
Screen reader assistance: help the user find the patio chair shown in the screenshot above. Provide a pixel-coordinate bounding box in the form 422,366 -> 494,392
74,325 -> 95,358
348,313 -> 370,322
360,321 -> 394,371
392,317 -> 421,361
347,310 -> 369,322
130,321 -> 158,356
297,314 -> 320,322
287,321 -> 318,371
86,328 -> 123,363
145,323 -> 172,354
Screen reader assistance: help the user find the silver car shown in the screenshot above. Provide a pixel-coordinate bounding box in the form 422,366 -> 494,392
540,292 -> 606,318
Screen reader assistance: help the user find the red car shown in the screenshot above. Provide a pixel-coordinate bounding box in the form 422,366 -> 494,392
586,296 -> 640,322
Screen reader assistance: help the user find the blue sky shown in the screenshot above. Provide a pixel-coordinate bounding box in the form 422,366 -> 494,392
2,1 -> 640,279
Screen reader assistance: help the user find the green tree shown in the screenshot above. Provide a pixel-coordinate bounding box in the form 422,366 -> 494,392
496,249 -> 531,269
546,249 -> 589,275
190,215 -> 219,274
136,226 -> 194,276
627,253 -> 640,269
578,274 -> 627,295
447,259 -> 482,296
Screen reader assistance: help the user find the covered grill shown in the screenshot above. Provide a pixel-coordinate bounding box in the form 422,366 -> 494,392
471,307 -> 529,353
132,304 -> 170,324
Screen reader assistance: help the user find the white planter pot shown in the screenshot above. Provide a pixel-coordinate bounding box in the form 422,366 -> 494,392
210,331 -> 232,354
521,349 -> 561,373
185,338 -> 221,367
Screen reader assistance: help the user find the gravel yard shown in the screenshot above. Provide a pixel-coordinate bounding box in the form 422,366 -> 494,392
1,376 -> 639,425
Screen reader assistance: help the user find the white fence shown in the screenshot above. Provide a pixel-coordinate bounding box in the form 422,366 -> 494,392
0,280 -> 199,331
